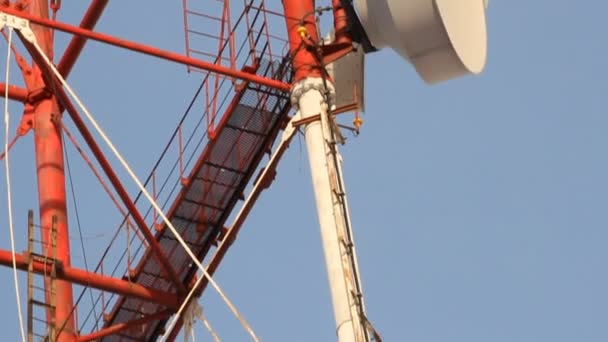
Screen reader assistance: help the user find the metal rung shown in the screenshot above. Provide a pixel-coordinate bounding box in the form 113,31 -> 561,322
30,238 -> 51,246
32,316 -> 50,325
189,48 -> 232,61
204,161 -> 245,175
30,299 -> 54,308
244,86 -> 282,98
172,214 -> 212,227
187,29 -> 223,40
225,123 -> 267,136
114,306 -> 149,316
139,269 -> 165,278
182,198 -> 226,212
33,285 -> 48,292
158,234 -> 204,249
185,9 -> 222,21
194,175 -> 238,188
30,252 -> 57,264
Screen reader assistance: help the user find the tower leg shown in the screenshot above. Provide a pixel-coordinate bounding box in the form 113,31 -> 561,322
33,98 -> 76,341
24,2 -> 77,340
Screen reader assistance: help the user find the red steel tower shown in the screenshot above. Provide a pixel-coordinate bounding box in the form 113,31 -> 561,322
0,0 -> 378,340
0,0 -> 487,340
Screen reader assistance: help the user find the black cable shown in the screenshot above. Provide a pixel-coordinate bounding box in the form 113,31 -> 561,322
61,136 -> 100,333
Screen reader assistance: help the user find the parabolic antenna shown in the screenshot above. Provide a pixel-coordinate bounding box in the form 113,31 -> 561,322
353,0 -> 488,84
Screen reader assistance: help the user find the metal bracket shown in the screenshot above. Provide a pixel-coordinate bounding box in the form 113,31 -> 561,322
290,78 -> 336,110
0,12 -> 37,44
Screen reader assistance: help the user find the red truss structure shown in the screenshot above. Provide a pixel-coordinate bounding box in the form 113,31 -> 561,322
0,0 -> 361,341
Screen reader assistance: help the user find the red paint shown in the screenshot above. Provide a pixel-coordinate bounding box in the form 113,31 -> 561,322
0,83 -> 28,102
0,2 -> 330,339
0,5 -> 291,92
57,0 -> 109,77
282,0 -> 322,81
26,1 -> 76,339
33,98 -> 77,341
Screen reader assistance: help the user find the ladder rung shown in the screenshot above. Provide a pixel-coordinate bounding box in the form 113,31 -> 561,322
30,252 -> 57,263
30,299 -> 54,308
194,175 -> 237,188
204,161 -> 245,175
172,214 -> 208,226
224,123 -> 267,137
32,316 -> 50,324
157,234 -> 206,249
32,285 -> 47,292
183,198 -> 225,212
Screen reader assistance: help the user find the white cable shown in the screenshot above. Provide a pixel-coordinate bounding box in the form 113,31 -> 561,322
183,297 -> 221,342
164,111 -> 300,340
4,27 -> 26,342
164,269 -> 205,341
197,306 -> 221,342
29,36 -> 259,341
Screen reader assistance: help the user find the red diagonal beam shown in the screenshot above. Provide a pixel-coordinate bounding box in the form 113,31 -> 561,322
18,32 -> 187,294
76,309 -> 173,342
57,0 -> 109,77
0,249 -> 180,308
0,6 -> 291,92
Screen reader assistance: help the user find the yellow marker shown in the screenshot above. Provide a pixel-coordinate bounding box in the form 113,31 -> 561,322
297,26 -> 307,39
353,117 -> 363,130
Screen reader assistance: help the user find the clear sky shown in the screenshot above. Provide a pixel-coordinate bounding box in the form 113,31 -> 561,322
0,1 -> 607,341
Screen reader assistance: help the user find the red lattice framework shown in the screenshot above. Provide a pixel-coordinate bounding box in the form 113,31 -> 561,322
0,0 -> 357,341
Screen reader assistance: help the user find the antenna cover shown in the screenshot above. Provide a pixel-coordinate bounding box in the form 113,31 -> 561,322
354,0 -> 488,83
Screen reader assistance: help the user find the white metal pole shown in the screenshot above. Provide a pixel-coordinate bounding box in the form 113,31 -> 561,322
291,78 -> 366,342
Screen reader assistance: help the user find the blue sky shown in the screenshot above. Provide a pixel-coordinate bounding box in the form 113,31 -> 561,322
1,1 -> 607,341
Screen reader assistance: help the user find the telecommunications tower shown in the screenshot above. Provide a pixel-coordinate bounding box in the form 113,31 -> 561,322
0,0 -> 487,341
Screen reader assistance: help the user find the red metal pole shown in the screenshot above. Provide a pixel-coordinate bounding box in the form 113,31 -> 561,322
0,5 -> 291,92
33,99 -> 76,340
27,1 -> 76,340
283,0 -> 322,82
57,0 -> 109,77
0,83 -> 28,102
0,249 -> 180,308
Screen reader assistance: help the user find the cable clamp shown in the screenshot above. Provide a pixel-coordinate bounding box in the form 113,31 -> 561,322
290,77 -> 336,109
